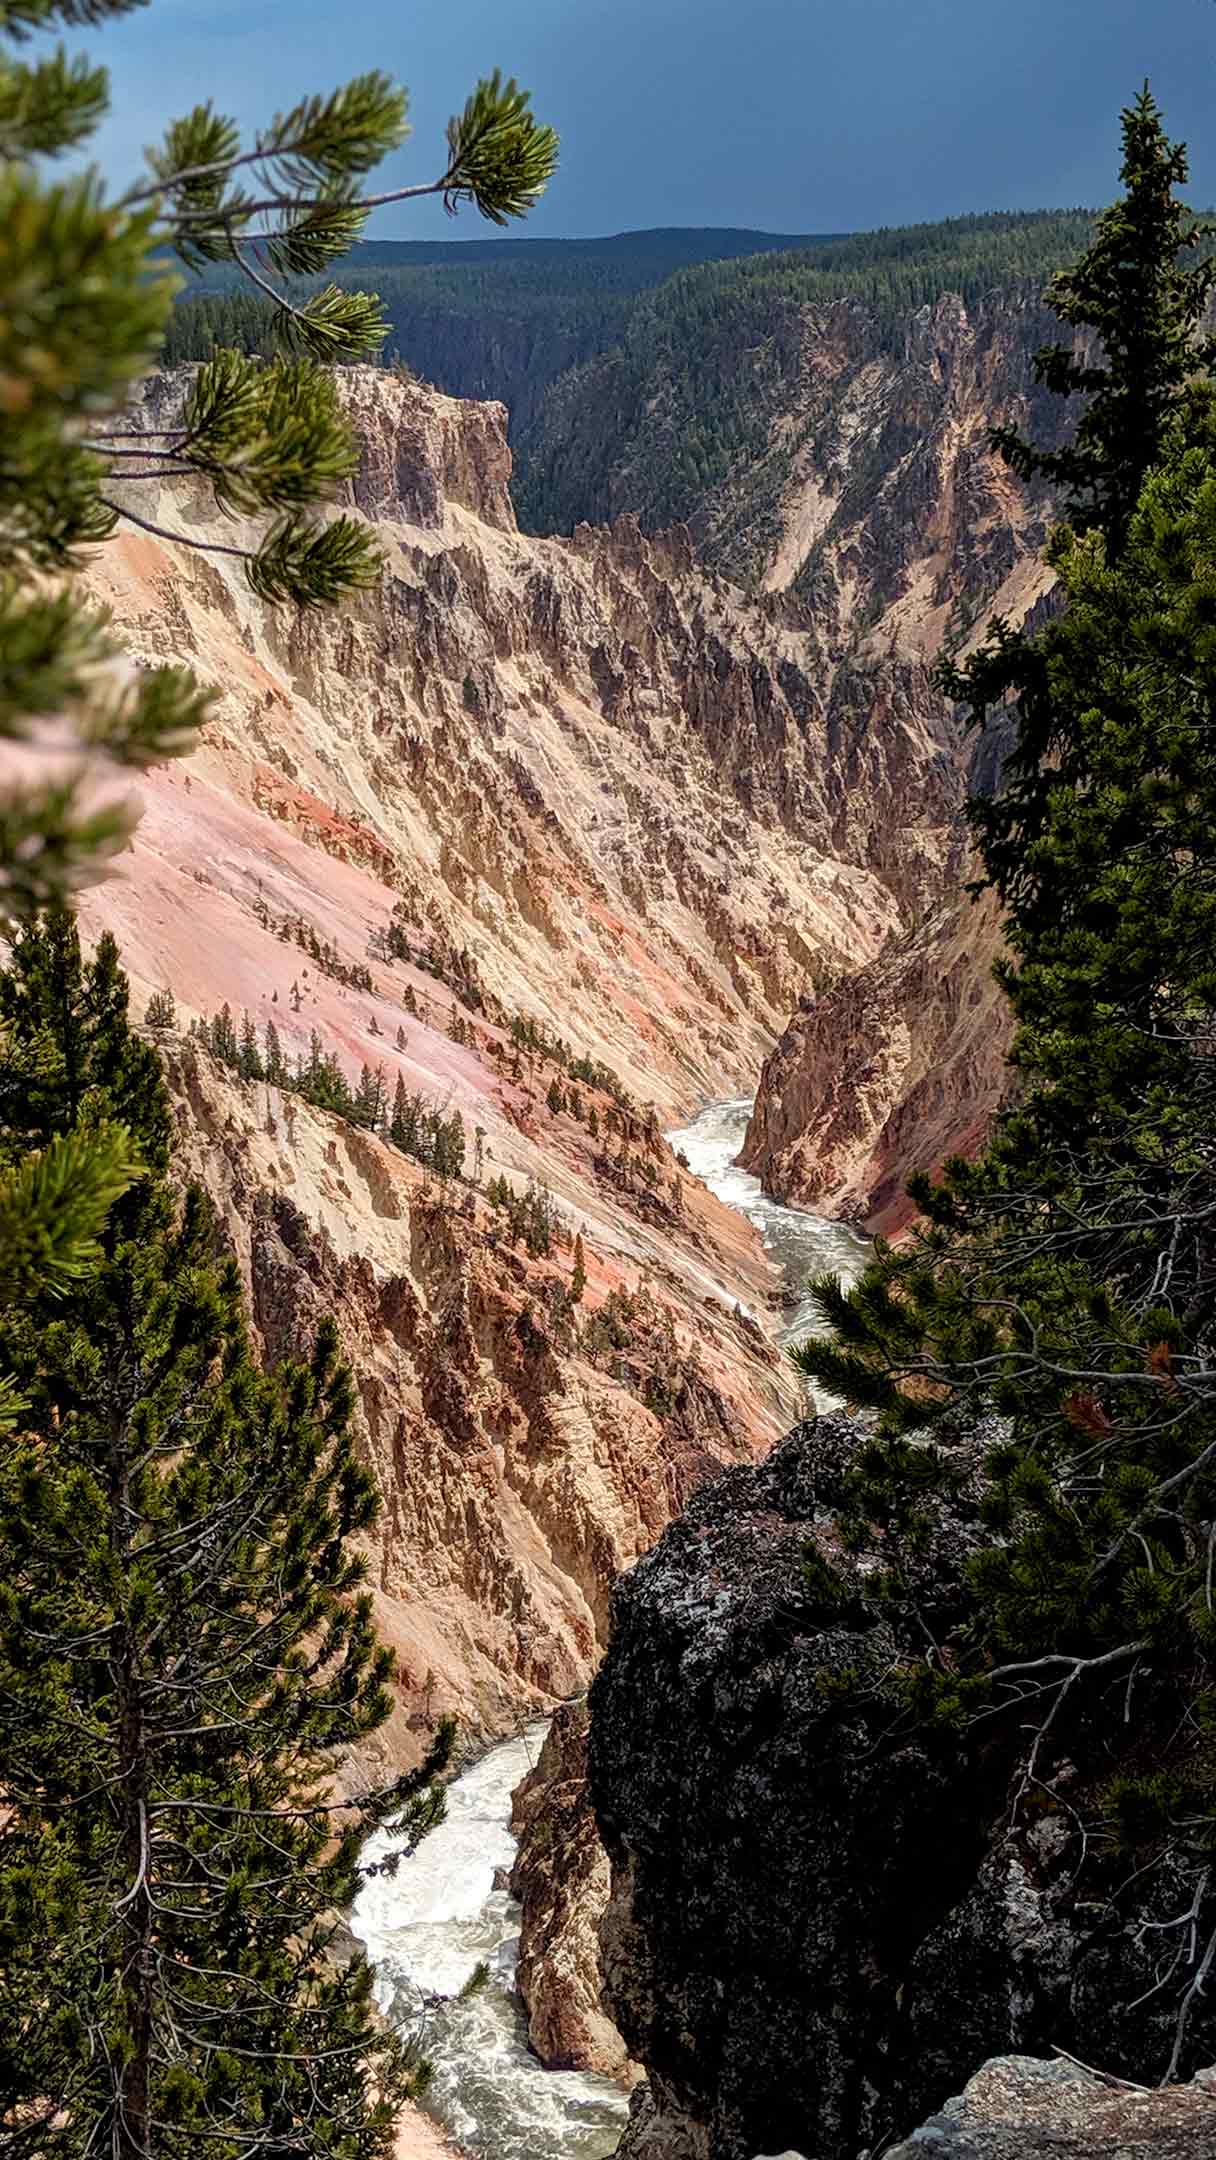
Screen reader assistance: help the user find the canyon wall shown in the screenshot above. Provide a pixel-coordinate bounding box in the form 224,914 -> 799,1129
731,289 -> 1067,1232
74,337 -> 1052,1759
155,1036 -> 786,1773
740,886 -> 1010,1233
75,361 -> 987,1764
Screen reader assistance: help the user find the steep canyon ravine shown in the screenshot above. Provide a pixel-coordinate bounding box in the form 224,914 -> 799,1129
350,1098 -> 870,2158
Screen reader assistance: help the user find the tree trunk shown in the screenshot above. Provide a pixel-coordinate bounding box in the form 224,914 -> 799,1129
112,1416 -> 153,2160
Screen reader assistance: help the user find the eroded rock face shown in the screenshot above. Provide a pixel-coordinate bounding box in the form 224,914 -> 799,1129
588,1416 -> 1216,2160
508,1700 -> 634,2080
161,1042 -> 783,1778
885,2056 -> 1216,2160
740,886 -> 1010,1233
86,363 -> 975,1124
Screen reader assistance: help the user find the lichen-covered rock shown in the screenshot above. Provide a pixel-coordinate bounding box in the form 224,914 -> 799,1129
884,2056 -> 1216,2159
588,1415 -> 1216,2160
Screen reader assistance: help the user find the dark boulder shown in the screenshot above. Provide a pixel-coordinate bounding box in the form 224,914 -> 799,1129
588,1414 -> 1216,2160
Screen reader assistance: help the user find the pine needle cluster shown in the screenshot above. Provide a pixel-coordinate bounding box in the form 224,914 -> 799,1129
1,0 -> 554,1333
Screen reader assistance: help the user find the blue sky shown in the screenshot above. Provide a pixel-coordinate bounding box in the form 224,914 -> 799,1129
82,0 -> 1216,239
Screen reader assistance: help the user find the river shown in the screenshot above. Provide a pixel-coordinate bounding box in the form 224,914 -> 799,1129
351,1724 -> 628,2159
352,1098 -> 870,2157
667,1095 -> 871,1383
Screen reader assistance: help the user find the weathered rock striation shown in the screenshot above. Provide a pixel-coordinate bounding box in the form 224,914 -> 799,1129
740,886 -> 1010,1232
86,363 -> 969,1113
588,1415 -> 1216,2160
509,1699 -> 633,2080
159,1039 -> 785,1773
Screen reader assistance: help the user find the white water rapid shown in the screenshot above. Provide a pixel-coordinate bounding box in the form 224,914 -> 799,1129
667,1096 -> 871,1380
351,1724 -> 628,2160
353,1100 -> 868,2156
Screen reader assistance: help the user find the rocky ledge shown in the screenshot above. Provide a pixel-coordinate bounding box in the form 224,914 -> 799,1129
588,1415 -> 1216,2160
886,2055 -> 1216,2160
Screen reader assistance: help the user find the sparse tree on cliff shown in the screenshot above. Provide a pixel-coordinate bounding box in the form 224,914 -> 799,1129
0,916 -> 453,2155
144,986 -> 176,1034
263,1014 -> 286,1085
238,1007 -> 264,1081
0,0 -> 555,1325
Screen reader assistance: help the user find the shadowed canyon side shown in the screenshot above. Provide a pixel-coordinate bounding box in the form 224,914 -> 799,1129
520,281 -> 1069,618
740,886 -> 1011,1234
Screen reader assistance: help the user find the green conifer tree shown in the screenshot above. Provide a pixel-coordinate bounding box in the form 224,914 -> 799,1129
0,917 -> 453,2156
793,102 -> 1216,2066
263,1016 -> 286,1085
238,1008 -> 264,1081
990,87 -> 1213,553
209,1002 -> 238,1065
144,987 -> 176,1034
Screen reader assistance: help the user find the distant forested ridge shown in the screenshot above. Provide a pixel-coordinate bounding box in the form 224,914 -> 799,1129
164,212 -> 1097,564
513,212 -> 1096,553
163,226 -> 842,435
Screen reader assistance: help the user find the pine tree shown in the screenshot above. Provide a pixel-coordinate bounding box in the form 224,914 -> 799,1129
991,88 -> 1214,553
571,1231 -> 588,1304
355,1061 -> 386,1129
208,1001 -> 238,1066
0,918 -> 454,2156
0,914 -> 164,1394
144,987 -> 176,1034
433,1110 -> 466,1181
546,1077 -> 566,1117
390,1072 -> 410,1151
238,1008 -> 264,1081
263,1016 -> 286,1085
792,104 -> 1216,2064
941,91 -> 1216,822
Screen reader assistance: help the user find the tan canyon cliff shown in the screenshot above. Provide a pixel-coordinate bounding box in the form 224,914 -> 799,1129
72,352 -> 1045,1765
740,886 -> 1010,1234
728,292 -> 1069,1228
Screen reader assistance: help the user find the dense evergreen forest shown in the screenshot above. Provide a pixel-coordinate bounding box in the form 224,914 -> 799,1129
513,211 -> 1096,549
164,212 -> 1095,550
164,226 -> 841,435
